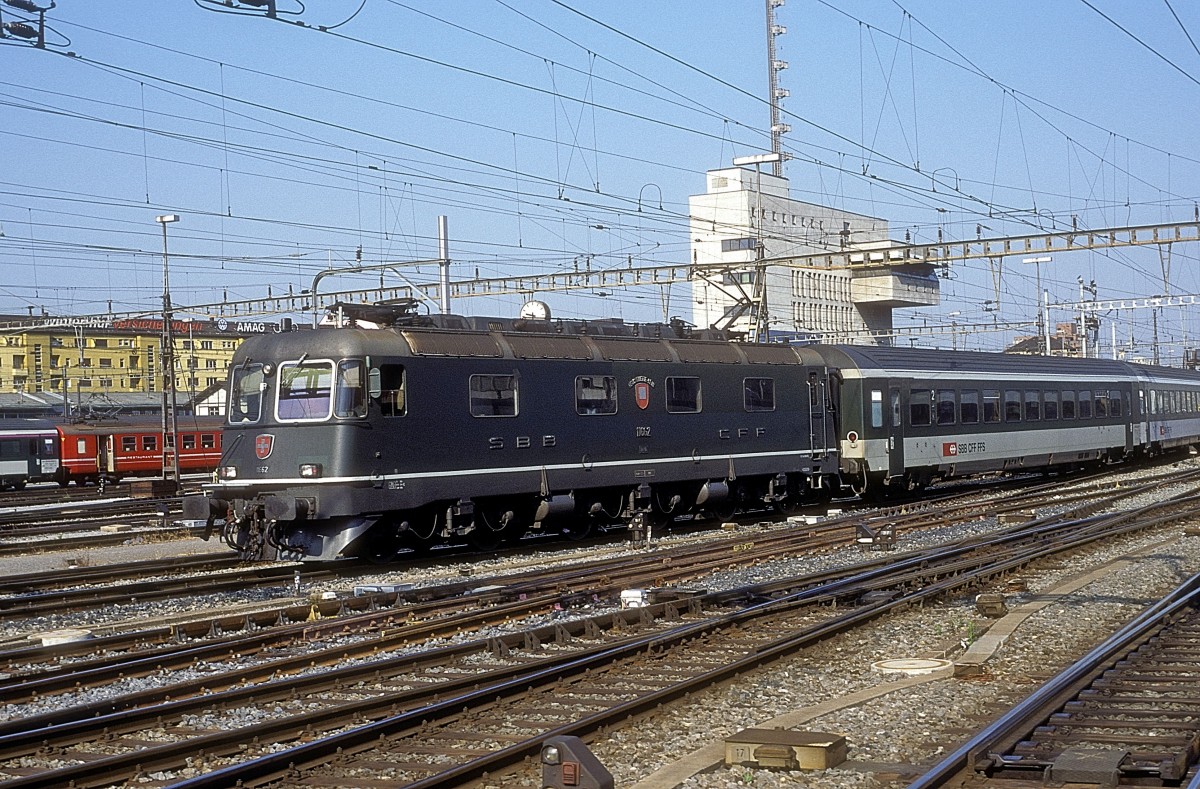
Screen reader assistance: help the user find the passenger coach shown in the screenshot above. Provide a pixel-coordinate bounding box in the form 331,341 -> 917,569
807,345 -> 1200,496
0,419 -> 59,490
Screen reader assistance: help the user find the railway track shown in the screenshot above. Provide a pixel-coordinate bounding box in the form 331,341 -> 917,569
910,572 -> 1200,788
0,476 -> 1197,788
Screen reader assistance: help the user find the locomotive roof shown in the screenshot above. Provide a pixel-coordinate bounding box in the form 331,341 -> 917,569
234,324 -> 809,366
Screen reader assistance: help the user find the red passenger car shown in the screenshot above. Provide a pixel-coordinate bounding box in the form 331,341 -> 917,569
55,418 -> 223,486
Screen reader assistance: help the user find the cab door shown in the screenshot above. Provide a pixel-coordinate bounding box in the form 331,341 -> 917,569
888,383 -> 906,478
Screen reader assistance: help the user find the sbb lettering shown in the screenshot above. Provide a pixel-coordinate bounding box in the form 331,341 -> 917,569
488,435 -> 557,450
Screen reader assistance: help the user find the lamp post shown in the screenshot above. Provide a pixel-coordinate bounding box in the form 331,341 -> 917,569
155,213 -> 181,489
1022,256 -> 1053,355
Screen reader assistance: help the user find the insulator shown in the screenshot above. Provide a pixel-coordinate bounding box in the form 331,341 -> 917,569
3,21 -> 37,39
3,0 -> 43,12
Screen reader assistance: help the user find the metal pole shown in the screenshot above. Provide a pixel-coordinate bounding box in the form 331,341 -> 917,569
155,214 -> 181,489
438,215 -> 450,315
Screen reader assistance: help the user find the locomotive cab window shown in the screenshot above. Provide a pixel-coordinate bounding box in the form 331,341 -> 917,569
228,363 -> 265,424
744,377 -> 775,412
334,360 -> 367,418
666,376 -> 702,413
576,375 -> 617,415
375,365 -> 406,417
909,389 -> 931,426
470,374 -> 517,417
277,360 -> 335,422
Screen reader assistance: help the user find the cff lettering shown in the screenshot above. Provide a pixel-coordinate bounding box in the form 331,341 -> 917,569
943,441 -> 986,457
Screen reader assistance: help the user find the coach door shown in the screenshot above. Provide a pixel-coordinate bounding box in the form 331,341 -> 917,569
888,384 -> 906,477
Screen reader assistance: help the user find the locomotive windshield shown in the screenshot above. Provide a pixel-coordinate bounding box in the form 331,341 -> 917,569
228,363 -> 265,424
277,360 -> 335,421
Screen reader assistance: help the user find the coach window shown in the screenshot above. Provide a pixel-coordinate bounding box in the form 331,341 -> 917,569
1062,391 -> 1076,419
122,436 -> 136,453
228,362 -> 265,424
1043,391 -> 1059,420
1079,390 -> 1093,418
470,374 -> 518,417
909,389 -> 931,426
376,365 -> 406,417
143,435 -> 157,452
1094,391 -> 1108,418
1023,390 -> 1040,421
1108,390 -> 1123,417
1004,389 -> 1022,422
982,389 -> 1000,423
666,376 -> 702,413
960,389 -> 979,424
201,434 -> 216,448
1149,390 -> 1159,415
936,389 -> 956,425
744,377 -> 775,412
576,375 -> 617,415
334,360 -> 367,418
182,434 -> 196,450
870,389 -> 883,428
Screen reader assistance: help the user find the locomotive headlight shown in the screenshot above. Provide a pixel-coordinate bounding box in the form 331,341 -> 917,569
299,463 -> 323,478
219,466 -> 238,480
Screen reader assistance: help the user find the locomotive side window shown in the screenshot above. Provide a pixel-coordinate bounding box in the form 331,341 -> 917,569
1043,391 -> 1059,420
1004,390 -> 1021,422
377,365 -> 407,417
229,363 -> 265,424
960,389 -> 979,424
277,360 -> 335,422
935,389 -> 955,425
334,360 -> 367,418
983,390 -> 1000,422
909,389 -> 931,426
1062,391 -> 1076,419
1108,390 -> 1122,417
122,436 -> 136,453
1024,390 -> 1040,421
744,377 -> 775,412
1078,390 -> 1093,418
666,376 -> 702,413
470,374 -> 517,417
869,389 -> 883,428
576,375 -> 617,415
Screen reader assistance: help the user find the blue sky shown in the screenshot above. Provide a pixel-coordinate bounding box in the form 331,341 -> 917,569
2,1 -> 1198,357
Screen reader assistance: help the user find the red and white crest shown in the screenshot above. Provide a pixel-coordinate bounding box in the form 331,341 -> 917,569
633,381 -> 651,410
255,434 -> 275,460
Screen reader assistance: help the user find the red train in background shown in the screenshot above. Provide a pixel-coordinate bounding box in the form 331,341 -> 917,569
54,418 -> 223,486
